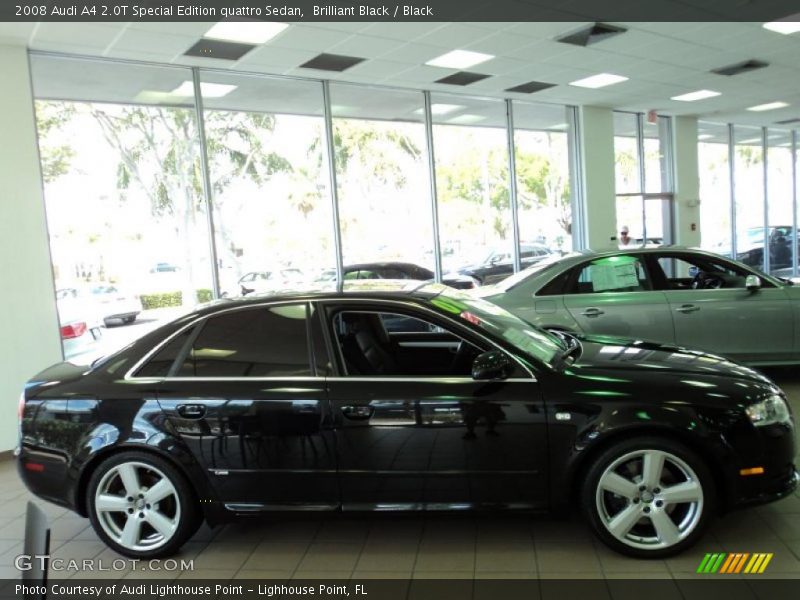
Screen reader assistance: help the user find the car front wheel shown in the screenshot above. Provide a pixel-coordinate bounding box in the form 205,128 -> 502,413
581,437 -> 714,558
87,452 -> 200,558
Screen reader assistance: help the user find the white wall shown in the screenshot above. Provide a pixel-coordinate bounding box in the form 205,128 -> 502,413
578,106 -> 617,249
672,116 -> 702,247
0,44 -> 62,452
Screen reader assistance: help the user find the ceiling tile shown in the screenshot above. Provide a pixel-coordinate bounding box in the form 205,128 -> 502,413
360,22 -> 445,41
413,23 -> 494,48
268,26 -> 350,52
110,29 -> 198,57
235,46 -> 319,70
328,34 -> 406,58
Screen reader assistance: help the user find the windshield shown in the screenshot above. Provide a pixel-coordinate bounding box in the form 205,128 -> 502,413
428,287 -> 566,367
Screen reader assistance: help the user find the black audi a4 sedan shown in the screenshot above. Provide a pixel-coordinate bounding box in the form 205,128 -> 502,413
18,283 -> 797,559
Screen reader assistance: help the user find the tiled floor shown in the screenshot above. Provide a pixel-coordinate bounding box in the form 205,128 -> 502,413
1,368 -> 799,582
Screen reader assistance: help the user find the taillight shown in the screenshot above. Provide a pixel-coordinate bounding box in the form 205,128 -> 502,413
60,322 -> 87,339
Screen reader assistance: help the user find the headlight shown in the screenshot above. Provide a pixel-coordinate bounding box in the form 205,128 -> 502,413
746,395 -> 792,426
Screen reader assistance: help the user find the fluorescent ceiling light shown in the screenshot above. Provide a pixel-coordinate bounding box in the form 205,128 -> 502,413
134,91 -> 182,103
568,73 -> 628,88
426,50 -> 494,69
413,104 -> 464,116
747,101 -> 790,112
698,134 -> 714,140
171,81 -> 237,97
550,123 -> 568,130
204,21 -> 289,44
739,137 -> 762,144
448,114 -> 486,125
763,18 -> 800,35
671,89 -> 720,102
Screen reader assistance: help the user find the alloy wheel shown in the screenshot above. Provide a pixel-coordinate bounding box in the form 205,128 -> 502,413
595,449 -> 704,550
94,461 -> 181,552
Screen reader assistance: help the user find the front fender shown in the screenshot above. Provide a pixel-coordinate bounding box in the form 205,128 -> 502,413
546,400 -> 736,512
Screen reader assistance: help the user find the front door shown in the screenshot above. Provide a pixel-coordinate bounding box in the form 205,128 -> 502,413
321,302 -> 547,510
649,253 -> 794,362
561,254 -> 675,344
151,303 -> 338,509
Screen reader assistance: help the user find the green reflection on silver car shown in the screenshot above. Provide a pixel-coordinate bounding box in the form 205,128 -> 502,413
478,247 -> 800,366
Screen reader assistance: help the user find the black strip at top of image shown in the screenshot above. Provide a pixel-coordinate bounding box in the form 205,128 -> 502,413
3,0 -> 800,22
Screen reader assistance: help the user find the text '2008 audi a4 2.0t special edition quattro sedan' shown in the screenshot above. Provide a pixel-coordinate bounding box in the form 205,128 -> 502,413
17,283 -> 797,559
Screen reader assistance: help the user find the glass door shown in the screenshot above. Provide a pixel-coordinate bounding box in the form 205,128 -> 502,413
615,194 -> 673,247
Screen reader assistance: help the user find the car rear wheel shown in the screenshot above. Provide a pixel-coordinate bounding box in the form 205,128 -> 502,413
87,452 -> 200,558
581,437 -> 714,558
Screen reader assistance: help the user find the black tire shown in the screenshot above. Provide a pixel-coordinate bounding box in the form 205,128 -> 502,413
581,436 -> 715,558
87,451 -> 201,558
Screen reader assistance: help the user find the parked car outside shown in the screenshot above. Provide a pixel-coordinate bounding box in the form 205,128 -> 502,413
58,285 -> 142,326
714,226 -> 798,273
477,247 -> 800,365
332,261 -> 479,290
55,292 -> 104,362
19,283 -> 796,560
312,262 -> 478,290
236,268 -> 308,296
455,243 -> 553,285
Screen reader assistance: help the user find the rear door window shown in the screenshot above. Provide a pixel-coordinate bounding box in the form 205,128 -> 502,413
568,255 -> 652,294
175,304 -> 312,377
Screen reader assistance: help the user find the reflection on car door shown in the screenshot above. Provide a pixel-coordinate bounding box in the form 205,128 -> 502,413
649,253 -> 794,362
149,303 -> 337,510
560,255 -> 675,343
321,302 -> 548,510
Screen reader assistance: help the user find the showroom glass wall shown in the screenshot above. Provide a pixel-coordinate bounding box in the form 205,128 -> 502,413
29,53 -> 578,356
29,55 -> 215,334
613,111 -> 674,246
697,121 -> 799,277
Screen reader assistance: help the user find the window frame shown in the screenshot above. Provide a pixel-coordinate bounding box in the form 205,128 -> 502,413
645,252 -> 778,291
560,253 -> 656,295
127,301 -> 320,381
318,298 -> 536,381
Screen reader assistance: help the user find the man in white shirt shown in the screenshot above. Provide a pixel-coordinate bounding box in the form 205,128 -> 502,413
618,226 -> 635,247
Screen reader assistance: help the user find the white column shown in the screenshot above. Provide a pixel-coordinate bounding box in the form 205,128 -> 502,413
577,106 -> 617,249
0,45 -> 62,452
672,116 -> 701,247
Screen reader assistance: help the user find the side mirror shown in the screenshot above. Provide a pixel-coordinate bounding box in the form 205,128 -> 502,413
745,275 -> 761,292
472,350 -> 513,381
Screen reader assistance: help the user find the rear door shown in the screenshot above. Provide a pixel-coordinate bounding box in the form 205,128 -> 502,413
561,254 -> 675,343
649,252 -> 794,362
142,302 -> 337,510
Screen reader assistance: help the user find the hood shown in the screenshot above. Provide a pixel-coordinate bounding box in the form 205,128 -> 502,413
572,334 -> 772,385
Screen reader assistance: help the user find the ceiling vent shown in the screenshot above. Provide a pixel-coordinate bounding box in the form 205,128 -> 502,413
299,53 -> 365,72
184,39 -> 256,61
435,71 -> 490,86
505,81 -> 556,94
711,59 -> 769,76
775,117 -> 800,125
556,23 -> 627,47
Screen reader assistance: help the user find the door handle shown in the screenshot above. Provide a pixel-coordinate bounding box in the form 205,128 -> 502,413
675,304 -> 700,314
177,404 -> 207,419
580,307 -> 604,317
341,405 -> 374,420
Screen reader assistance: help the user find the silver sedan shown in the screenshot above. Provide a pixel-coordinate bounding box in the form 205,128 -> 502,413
477,247 -> 799,366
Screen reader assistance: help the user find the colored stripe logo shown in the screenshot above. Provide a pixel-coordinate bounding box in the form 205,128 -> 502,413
696,552 -> 773,574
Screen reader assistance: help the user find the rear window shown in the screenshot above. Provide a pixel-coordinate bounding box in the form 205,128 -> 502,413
175,304 -> 312,378
134,328 -> 194,377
